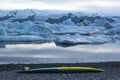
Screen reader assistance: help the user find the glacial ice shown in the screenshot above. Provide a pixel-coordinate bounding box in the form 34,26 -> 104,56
61,18 -> 75,25
0,35 -> 44,41
104,28 -> 120,35
112,20 -> 120,28
0,9 -> 119,47
0,27 -> 6,36
90,19 -> 113,29
0,11 -> 10,17
55,34 -> 112,45
46,23 -> 104,35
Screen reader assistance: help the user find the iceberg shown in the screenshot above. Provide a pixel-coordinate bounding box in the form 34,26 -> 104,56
61,18 -> 75,25
28,22 -> 52,37
0,21 -> 52,37
46,23 -> 104,35
90,19 -> 113,29
104,28 -> 120,35
55,34 -> 112,47
0,9 -> 119,47
12,9 -> 35,19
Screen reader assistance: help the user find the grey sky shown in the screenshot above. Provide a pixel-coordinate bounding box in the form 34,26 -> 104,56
0,0 -> 120,15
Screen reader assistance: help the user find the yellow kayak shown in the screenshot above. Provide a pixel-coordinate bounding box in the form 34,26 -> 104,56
17,67 -> 104,73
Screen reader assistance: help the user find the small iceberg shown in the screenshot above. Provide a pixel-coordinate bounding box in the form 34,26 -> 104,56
55,34 -> 112,47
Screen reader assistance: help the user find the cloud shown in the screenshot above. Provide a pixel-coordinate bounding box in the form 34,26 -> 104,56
0,0 -> 120,15
0,0 -> 72,3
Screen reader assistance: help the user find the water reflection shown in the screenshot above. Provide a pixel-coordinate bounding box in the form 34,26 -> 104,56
0,42 -> 6,48
0,41 -> 120,64
0,41 -> 47,48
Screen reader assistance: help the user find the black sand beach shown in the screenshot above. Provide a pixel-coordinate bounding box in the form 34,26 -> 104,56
0,62 -> 120,80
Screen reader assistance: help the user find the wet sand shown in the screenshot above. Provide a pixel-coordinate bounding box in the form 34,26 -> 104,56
0,61 -> 120,80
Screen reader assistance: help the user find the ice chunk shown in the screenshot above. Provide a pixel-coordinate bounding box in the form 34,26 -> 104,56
5,21 -> 52,37
12,9 -> 34,18
112,20 -> 120,28
115,35 -> 120,40
0,11 -> 11,17
0,27 -> 6,36
90,19 -> 113,29
0,35 -> 44,41
104,28 -> 120,35
19,21 -> 34,31
28,24 -> 52,36
55,34 -> 112,47
82,19 -> 92,26
46,23 -> 104,35
61,18 -> 75,25
72,12 -> 98,17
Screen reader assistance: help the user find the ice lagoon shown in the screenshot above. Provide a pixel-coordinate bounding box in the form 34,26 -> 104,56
0,9 -> 120,64
0,40 -> 120,64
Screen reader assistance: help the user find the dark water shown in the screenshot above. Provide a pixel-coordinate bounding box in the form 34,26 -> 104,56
0,41 -> 120,64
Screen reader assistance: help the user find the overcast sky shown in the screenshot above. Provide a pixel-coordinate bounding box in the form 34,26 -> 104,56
0,0 -> 120,15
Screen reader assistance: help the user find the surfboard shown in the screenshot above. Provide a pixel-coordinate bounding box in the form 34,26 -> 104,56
17,67 -> 104,73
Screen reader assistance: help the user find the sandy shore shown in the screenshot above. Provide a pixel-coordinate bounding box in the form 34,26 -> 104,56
0,61 -> 120,80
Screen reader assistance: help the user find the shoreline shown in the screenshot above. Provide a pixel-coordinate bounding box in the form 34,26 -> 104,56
0,61 -> 120,80
0,61 -> 120,71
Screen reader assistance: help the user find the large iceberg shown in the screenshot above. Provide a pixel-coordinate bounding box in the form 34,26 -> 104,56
0,9 -> 120,47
